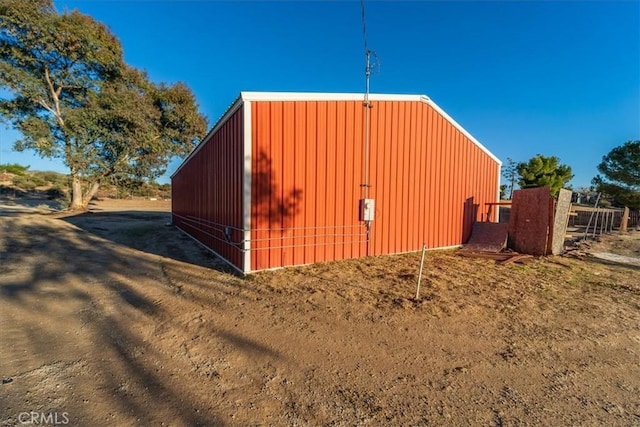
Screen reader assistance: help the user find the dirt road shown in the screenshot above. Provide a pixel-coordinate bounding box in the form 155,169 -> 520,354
1,201 -> 639,426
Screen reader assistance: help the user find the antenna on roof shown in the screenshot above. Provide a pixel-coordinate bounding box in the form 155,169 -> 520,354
360,0 -> 379,107
359,0 -> 377,250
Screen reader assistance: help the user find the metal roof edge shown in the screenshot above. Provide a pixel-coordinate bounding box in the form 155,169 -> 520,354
240,91 -> 428,102
171,94 -> 244,179
422,98 -> 502,166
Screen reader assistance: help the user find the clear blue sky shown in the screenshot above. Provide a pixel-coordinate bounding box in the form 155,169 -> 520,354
1,0 -> 638,189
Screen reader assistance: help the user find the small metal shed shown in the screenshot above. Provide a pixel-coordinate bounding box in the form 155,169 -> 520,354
171,92 -> 501,273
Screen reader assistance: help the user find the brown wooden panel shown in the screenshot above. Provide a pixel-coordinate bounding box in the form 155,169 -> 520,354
508,187 -> 552,256
464,222 -> 509,252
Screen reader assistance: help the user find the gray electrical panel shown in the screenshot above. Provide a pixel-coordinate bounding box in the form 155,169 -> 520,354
359,198 -> 375,222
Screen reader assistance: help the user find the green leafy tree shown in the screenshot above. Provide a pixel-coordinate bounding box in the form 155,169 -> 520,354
501,157 -> 518,199
517,154 -> 573,197
592,140 -> 640,209
65,66 -> 207,204
0,0 -> 207,209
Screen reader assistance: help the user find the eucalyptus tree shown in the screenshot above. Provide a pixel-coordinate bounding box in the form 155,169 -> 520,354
0,0 -> 207,209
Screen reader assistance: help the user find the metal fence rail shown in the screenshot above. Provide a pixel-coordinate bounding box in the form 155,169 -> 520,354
569,206 -> 638,229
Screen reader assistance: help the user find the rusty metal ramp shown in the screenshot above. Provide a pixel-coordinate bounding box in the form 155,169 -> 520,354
463,222 -> 509,253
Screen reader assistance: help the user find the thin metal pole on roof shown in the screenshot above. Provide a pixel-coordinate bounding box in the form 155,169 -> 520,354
363,50 -> 372,201
360,0 -> 377,259
360,0 -> 374,204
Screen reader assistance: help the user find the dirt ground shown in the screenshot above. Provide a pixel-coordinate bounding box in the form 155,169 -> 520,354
1,199 -> 639,426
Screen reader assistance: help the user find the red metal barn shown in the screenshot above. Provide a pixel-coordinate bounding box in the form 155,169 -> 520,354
171,92 -> 501,273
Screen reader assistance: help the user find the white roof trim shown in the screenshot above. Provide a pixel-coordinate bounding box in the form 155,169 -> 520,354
240,91 -> 430,103
242,101 -> 253,273
425,98 -> 502,166
171,94 -> 243,178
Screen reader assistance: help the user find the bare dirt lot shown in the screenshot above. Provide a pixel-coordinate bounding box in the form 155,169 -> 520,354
1,199 -> 639,426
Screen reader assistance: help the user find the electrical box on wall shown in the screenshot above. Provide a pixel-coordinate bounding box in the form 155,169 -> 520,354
359,198 -> 375,222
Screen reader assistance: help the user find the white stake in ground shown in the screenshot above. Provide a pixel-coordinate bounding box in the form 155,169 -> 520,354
415,243 -> 427,300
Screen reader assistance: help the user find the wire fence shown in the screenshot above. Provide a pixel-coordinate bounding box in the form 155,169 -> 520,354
173,212 -> 368,253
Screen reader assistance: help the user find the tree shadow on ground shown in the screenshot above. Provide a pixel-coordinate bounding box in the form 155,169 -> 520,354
0,215 -> 279,425
63,210 -> 239,275
583,254 -> 640,273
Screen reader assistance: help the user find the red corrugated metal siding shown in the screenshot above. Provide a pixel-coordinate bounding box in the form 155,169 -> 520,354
172,106 -> 244,271
251,101 -> 367,271
368,100 -> 499,252
250,99 -> 499,271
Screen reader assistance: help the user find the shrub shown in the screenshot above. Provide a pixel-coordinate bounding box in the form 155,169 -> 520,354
12,174 -> 46,190
0,163 -> 29,176
34,171 -> 70,187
